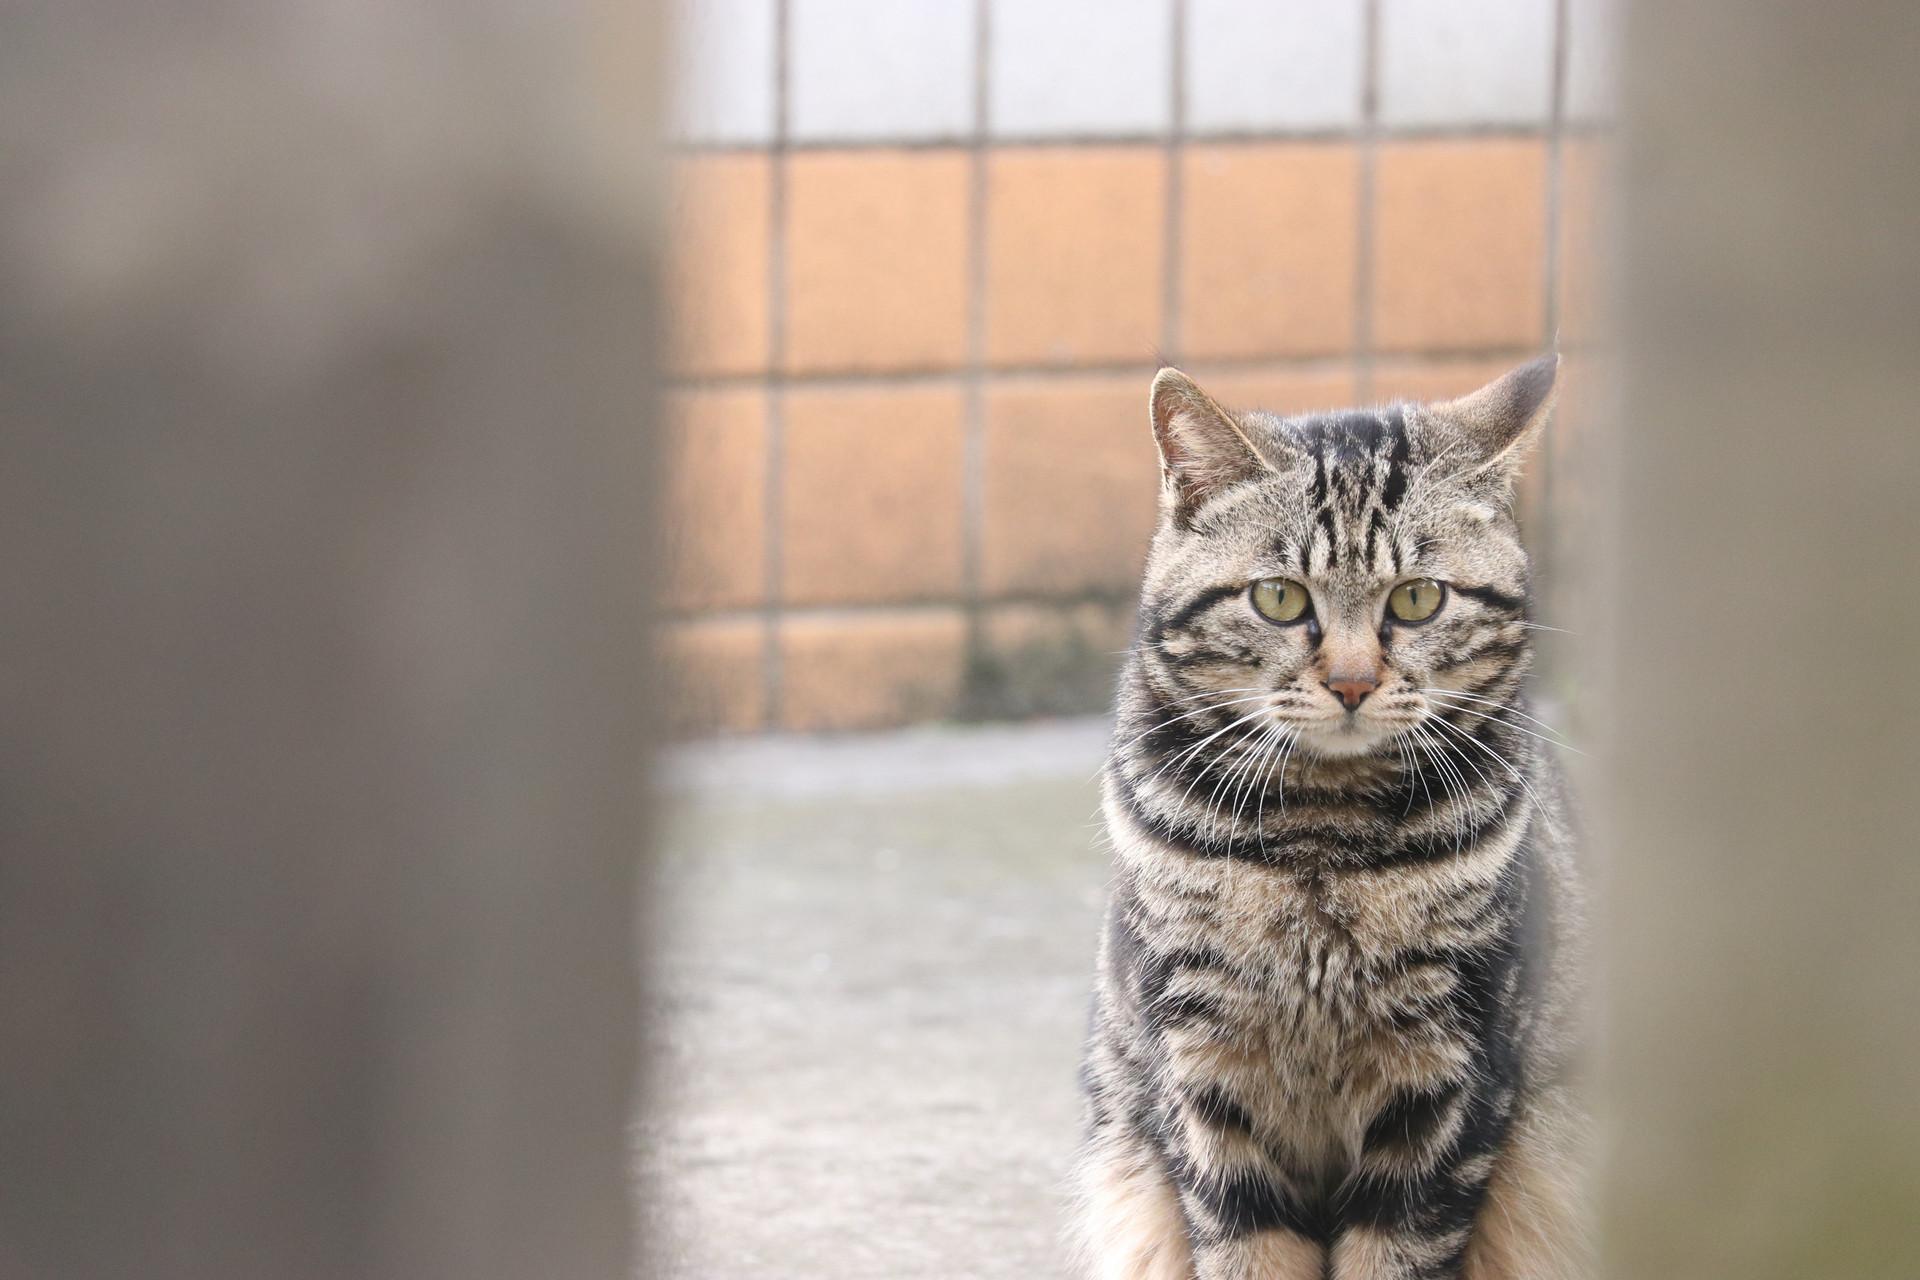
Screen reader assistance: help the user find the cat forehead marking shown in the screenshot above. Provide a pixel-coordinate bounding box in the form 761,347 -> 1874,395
1271,406 -> 1422,579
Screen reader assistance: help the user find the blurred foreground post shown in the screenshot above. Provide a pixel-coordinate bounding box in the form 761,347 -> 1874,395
0,6 -> 658,1278
1600,2 -> 1920,1277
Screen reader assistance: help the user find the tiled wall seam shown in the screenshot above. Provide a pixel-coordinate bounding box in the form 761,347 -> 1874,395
1160,0 -> 1187,360
1354,0 -> 1382,399
960,0 -> 992,673
679,598 -> 1143,628
1544,0 -> 1571,343
1537,0 -> 1571,596
760,0 -> 791,728
666,348 -> 1547,394
669,121 -> 1559,154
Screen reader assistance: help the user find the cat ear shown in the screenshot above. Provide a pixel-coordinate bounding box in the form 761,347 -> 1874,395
1429,354 -> 1559,485
1149,368 -> 1279,525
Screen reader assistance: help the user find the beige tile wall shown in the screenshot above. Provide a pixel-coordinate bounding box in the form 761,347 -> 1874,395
661,1 -> 1609,735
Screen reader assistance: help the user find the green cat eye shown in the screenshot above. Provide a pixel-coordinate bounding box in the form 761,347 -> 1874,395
1387,578 -> 1447,624
1250,578 -> 1312,625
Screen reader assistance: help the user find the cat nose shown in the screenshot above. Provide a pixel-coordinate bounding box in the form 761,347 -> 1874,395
1325,675 -> 1377,710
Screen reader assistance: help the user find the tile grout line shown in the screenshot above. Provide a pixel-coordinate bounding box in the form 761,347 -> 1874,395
1538,0 -> 1572,604
960,0 -> 993,674
666,121 -> 1560,155
664,345 -> 1548,394
1354,0 -> 1382,401
664,594 -> 1146,629
761,0 -> 792,731
1159,0 -> 1188,365
1544,0 -> 1571,347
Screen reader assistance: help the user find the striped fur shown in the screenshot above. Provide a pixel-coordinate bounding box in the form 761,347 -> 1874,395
1071,360 -> 1588,1280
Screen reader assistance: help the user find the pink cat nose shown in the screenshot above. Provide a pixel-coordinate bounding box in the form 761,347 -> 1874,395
1325,676 -> 1377,710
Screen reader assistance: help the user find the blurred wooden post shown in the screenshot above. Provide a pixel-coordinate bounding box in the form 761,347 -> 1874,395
0,6 -> 658,1278
1598,3 -> 1920,1277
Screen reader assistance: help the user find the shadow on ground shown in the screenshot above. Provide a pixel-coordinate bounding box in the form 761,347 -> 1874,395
641,719 -> 1113,1279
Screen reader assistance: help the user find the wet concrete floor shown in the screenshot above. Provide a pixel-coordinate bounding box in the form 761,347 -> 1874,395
641,719 -> 1113,1279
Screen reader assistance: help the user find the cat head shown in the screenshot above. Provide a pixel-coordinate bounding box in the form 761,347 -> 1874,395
1132,357 -> 1556,761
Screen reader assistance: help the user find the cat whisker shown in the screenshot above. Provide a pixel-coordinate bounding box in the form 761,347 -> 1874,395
1410,723 -> 1472,851
1249,722 -> 1297,829
1405,729 -> 1459,852
1153,704 -> 1282,810
1420,687 -> 1572,742
1249,728 -> 1284,848
1212,722 -> 1266,837
1421,691 -> 1587,758
1137,700 -> 1275,785
1250,725 -> 1298,848
1208,730 -> 1261,847
1279,726 -> 1302,810
1101,691 -> 1277,785
1424,717 -> 1505,812
1423,711 -> 1552,827
1109,689 -> 1273,760
1406,726 -> 1450,822
1407,732 -> 1437,820
1245,722 -> 1300,849
1154,684 -> 1267,707
1211,717 -> 1287,847
1394,733 -> 1418,818
1438,709 -> 1588,760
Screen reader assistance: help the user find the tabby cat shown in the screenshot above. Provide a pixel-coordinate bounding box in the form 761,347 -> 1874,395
1072,359 -> 1586,1280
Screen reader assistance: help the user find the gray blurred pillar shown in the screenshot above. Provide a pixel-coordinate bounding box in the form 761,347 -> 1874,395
0,6 -> 658,1279
1599,3 -> 1920,1277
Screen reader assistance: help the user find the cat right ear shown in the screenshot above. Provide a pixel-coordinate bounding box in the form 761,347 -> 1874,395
1430,354 -> 1559,488
1149,368 -> 1277,526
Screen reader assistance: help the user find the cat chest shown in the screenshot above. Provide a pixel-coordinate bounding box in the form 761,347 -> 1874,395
1174,907 -> 1464,1069
1141,870 -> 1478,1156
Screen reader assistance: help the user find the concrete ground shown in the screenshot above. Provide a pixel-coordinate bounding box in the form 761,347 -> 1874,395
640,719 -> 1115,1279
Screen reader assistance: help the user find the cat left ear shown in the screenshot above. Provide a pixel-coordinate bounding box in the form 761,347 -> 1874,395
1431,354 -> 1559,484
1149,368 -> 1279,526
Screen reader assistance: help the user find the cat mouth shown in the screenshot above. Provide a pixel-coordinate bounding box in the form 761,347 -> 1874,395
1288,714 -> 1398,758
1281,706 -> 1428,759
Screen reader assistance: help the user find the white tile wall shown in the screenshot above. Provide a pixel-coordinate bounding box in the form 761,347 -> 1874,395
790,0 -> 977,142
668,0 -> 1579,147
989,0 -> 1172,139
1564,0 -> 1617,122
1186,0 -> 1365,133
670,0 -> 778,144
1378,0 -> 1554,128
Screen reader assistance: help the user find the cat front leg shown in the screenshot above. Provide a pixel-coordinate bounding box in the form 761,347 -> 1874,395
1458,1087 -> 1590,1280
1327,1082 -> 1512,1280
1141,1055 -> 1327,1280
1190,1228 -> 1325,1280
1070,1122 -> 1195,1280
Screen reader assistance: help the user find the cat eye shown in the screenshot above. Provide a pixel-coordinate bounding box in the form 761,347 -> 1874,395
1387,578 -> 1447,624
1250,578 -> 1312,625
